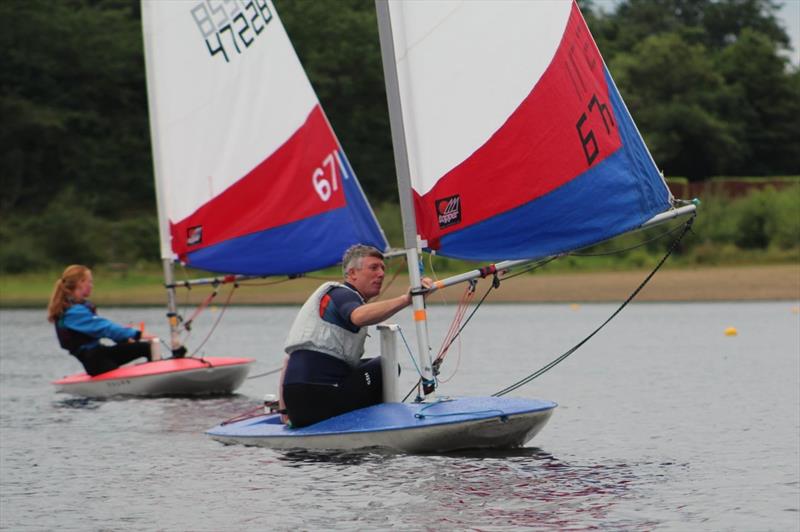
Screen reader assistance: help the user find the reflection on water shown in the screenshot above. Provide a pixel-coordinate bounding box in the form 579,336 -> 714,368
52,397 -> 105,410
1,303 -> 798,531
264,445 -> 673,530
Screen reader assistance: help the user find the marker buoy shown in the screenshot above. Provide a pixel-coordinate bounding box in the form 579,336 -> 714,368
724,327 -> 738,336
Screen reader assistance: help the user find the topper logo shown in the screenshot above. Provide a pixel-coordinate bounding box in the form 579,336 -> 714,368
187,226 -> 203,246
436,195 -> 462,229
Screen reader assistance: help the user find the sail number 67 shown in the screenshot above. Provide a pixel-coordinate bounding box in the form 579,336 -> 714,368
312,151 -> 339,201
576,94 -> 615,166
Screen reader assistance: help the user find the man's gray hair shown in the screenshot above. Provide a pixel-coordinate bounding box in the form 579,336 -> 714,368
342,244 -> 383,277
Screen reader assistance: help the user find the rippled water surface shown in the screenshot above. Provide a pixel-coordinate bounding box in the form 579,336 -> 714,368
1,302 -> 798,531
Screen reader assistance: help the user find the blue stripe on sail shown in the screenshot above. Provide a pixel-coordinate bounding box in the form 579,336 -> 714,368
436,67 -> 671,262
337,149 -> 388,251
185,149 -> 388,275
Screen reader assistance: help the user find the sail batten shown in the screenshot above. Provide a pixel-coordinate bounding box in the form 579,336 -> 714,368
142,0 -> 387,275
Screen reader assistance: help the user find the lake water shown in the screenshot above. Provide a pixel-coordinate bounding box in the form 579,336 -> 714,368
1,301 -> 798,531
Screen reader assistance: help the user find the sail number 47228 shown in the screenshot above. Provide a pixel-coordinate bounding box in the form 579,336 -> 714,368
312,151 -> 340,202
190,0 -> 273,63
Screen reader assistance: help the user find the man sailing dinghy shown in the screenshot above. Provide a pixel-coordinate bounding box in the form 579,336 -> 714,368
53,0 -> 389,398
207,0 -> 696,452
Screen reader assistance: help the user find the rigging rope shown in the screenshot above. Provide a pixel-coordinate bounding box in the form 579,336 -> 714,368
246,366 -> 284,380
425,256 -> 464,382
570,222 -> 688,257
399,256 -> 559,401
399,327 -> 427,402
437,256 -> 558,357
435,281 -> 475,359
492,215 -> 695,397
235,277 -> 295,287
219,404 -> 267,425
183,288 -> 219,332
188,282 -> 237,357
397,216 -> 694,400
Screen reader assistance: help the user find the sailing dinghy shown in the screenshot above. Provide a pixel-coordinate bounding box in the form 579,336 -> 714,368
207,0 -> 696,452
53,0 -> 388,398
52,357 -> 254,398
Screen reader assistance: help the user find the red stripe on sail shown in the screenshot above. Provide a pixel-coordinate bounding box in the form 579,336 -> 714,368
413,1 -> 623,250
170,105 -> 344,260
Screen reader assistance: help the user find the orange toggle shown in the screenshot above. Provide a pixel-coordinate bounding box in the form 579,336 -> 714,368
413,309 -> 427,322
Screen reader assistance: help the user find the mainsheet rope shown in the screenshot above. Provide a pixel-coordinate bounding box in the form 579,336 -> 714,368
399,216 -> 695,401
247,366 -> 283,380
492,215 -> 695,397
400,256 -> 559,401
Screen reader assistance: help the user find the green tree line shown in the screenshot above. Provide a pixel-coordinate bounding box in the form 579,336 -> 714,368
0,0 -> 798,272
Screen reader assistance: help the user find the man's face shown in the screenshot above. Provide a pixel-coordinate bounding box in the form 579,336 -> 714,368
347,256 -> 385,301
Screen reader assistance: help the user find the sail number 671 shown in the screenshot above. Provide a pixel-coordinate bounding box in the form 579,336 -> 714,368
312,151 -> 339,201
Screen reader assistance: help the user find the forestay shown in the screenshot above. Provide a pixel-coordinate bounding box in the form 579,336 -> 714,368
383,0 -> 673,261
142,0 -> 387,275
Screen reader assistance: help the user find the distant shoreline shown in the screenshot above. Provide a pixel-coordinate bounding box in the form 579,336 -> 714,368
2,264 -> 797,307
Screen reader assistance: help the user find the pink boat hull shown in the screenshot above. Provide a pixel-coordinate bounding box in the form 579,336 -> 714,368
53,357 -> 254,397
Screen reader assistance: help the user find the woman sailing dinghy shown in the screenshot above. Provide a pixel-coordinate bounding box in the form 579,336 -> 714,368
207,0 -> 695,452
52,0 -> 389,398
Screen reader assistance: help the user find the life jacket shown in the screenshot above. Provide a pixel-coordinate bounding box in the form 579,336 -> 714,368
55,301 -> 98,355
284,282 -> 368,367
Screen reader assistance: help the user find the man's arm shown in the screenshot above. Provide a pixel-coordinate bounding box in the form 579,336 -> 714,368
349,293 -> 411,327
350,277 -> 432,327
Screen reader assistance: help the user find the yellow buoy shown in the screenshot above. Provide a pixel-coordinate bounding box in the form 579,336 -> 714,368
724,327 -> 738,336
570,303 -> 580,311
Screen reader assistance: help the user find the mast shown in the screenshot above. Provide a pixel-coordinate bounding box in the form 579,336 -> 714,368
375,0 -> 436,397
141,0 -> 181,354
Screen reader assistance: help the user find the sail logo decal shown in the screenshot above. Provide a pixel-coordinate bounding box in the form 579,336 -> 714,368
187,226 -> 203,246
189,0 -> 273,64
436,195 -> 461,228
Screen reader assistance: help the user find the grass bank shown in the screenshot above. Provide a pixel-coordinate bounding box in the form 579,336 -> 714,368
3,184 -> 798,306
3,263 -> 797,308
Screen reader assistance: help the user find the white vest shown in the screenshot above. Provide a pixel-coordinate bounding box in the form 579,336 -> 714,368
283,282 -> 368,367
